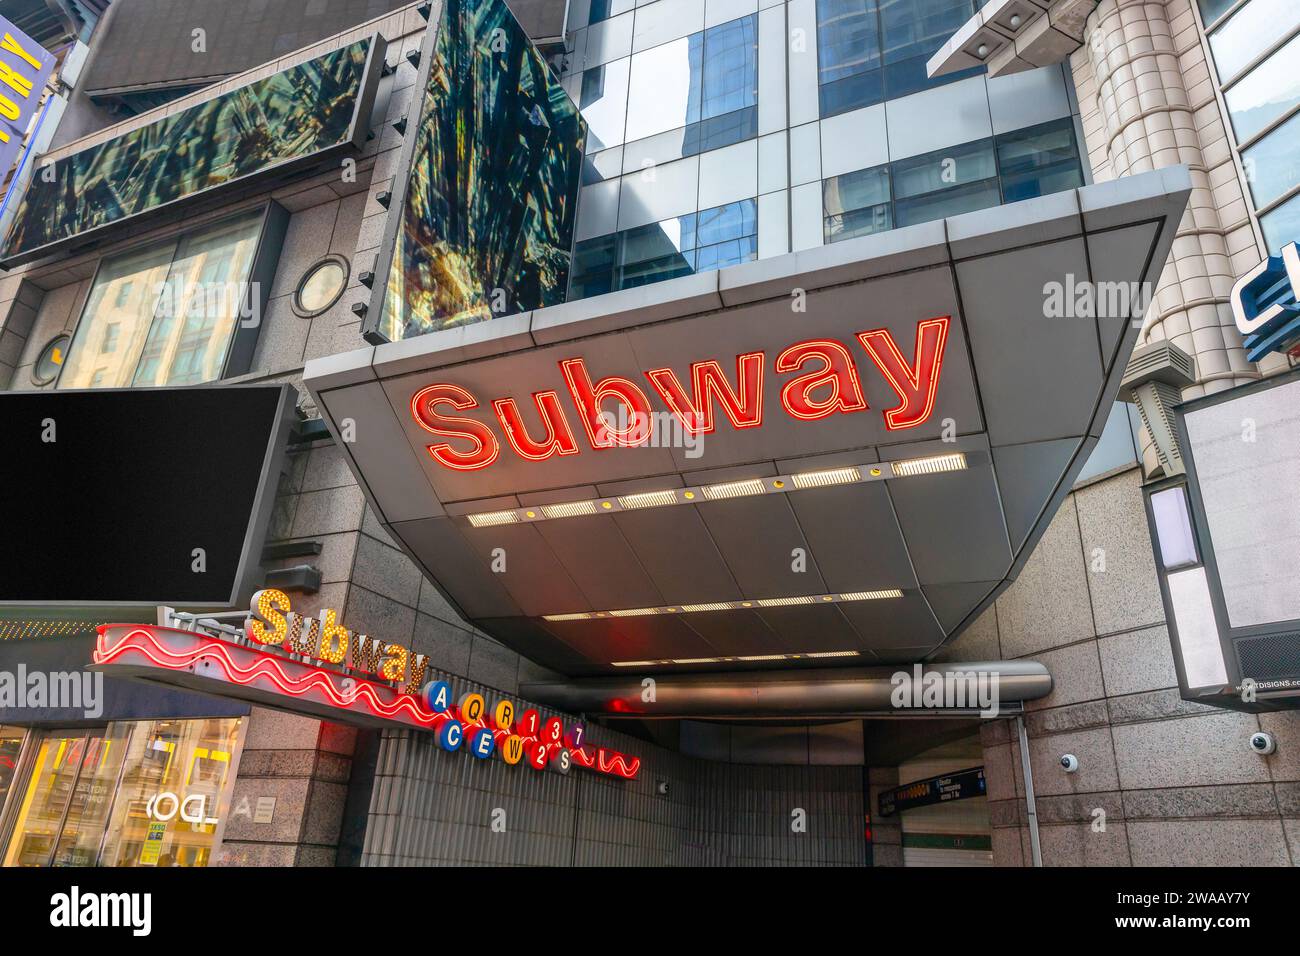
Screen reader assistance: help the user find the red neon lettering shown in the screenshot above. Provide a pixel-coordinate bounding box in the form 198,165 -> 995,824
774,339 -> 868,421
559,357 -> 653,448
856,316 -> 950,430
492,391 -> 580,461
645,353 -> 764,435
410,383 -> 500,471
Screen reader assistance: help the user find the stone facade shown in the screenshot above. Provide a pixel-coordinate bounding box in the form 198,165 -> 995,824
937,466 -> 1300,866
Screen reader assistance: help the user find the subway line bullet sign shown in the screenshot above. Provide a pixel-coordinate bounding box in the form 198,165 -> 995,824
0,19 -> 53,185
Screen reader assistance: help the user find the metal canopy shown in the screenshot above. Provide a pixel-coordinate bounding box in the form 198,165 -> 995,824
305,167 -> 1191,677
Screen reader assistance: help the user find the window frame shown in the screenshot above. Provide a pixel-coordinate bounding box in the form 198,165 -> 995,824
54,203 -> 288,390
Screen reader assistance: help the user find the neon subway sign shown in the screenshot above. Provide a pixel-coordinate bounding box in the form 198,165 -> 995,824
410,316 -> 950,471
92,591 -> 640,780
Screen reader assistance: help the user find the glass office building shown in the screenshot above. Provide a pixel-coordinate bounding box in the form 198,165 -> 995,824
562,0 -> 1086,298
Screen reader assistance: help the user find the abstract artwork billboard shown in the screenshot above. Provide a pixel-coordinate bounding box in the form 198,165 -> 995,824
365,0 -> 586,342
1,36 -> 385,266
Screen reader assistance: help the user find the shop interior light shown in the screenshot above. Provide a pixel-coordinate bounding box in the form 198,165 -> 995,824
804,650 -> 860,658
890,452 -> 967,477
679,602 -> 731,612
608,608 -> 658,617
700,477 -> 766,500
467,509 -> 519,528
541,612 -> 592,622
617,489 -> 679,510
790,466 -> 861,489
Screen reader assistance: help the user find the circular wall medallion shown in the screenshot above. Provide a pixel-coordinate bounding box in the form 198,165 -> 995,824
293,255 -> 349,317
32,334 -> 70,385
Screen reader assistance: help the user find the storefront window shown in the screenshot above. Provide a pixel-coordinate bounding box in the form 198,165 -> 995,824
0,726 -> 25,814
58,212 -> 263,389
1,717 -> 242,867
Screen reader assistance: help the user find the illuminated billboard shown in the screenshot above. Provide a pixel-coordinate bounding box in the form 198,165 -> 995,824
364,0 -> 586,342
0,36 -> 385,266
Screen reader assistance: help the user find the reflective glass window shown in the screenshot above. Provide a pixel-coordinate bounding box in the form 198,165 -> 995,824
701,15 -> 758,121
1241,110 -> 1300,209
1223,31 -> 1300,143
579,57 -> 631,151
1208,0 -> 1300,82
1197,0 -> 1239,25
1261,191 -> 1300,253
817,0 -> 981,114
60,211 -> 263,389
892,138 -> 996,197
626,33 -> 705,142
824,164 -> 893,242
879,0 -> 980,99
996,118 -> 1085,202
571,199 -> 758,297
623,16 -> 757,155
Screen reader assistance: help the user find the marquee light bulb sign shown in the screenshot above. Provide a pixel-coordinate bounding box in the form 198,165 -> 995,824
92,592 -> 640,780
410,316 -> 950,471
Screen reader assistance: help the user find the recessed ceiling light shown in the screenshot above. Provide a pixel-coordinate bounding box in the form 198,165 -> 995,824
890,452 -> 967,477
700,478 -> 766,500
618,489 -> 678,509
790,466 -> 860,489
541,500 -> 598,518
467,509 -> 519,528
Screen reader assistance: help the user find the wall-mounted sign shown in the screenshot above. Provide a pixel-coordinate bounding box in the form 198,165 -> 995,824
94,602 -> 640,780
0,20 -> 54,189
878,766 -> 985,817
1230,241 -> 1300,362
410,316 -> 951,471
1,35 -> 385,266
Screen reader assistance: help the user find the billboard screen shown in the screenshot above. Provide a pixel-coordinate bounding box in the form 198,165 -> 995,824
0,385 -> 293,607
1,36 -> 384,266
367,0 -> 586,341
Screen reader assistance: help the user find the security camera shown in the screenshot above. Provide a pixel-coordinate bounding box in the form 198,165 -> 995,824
1249,732 -> 1277,756
655,779 -> 670,796
1060,754 -> 1080,773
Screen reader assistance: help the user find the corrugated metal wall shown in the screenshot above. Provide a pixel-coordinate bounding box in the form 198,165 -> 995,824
360,681 -> 864,866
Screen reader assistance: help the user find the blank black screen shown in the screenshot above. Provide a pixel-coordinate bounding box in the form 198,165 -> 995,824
0,386 -> 286,604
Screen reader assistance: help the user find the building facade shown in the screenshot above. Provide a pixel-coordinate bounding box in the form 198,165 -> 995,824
0,0 -> 1295,868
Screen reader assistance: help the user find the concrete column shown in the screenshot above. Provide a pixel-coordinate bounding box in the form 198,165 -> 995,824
216,707 -> 356,867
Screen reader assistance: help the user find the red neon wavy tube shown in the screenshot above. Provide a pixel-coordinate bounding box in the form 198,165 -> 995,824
96,628 -> 443,727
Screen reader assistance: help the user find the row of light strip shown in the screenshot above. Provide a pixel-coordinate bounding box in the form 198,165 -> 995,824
541,588 -> 904,622
612,650 -> 861,667
466,452 -> 967,528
